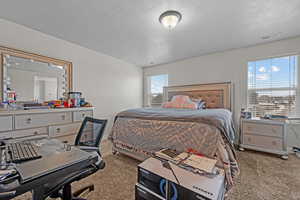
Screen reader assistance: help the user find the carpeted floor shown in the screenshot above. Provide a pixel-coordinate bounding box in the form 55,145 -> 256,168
15,140 -> 300,200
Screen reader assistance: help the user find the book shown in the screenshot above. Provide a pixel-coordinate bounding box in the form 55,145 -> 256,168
155,149 -> 217,174
155,148 -> 181,161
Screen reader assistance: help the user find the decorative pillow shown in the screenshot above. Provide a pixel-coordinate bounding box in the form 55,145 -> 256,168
193,99 -> 206,109
162,95 -> 197,109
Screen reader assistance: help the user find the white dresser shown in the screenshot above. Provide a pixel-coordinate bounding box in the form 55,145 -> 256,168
240,118 -> 288,159
0,107 -> 93,144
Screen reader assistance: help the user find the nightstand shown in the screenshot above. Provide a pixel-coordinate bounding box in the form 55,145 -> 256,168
239,118 -> 288,159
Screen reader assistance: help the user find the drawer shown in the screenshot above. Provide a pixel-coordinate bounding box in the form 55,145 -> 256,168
0,132 -> 12,140
135,184 -> 163,200
49,123 -> 81,137
15,112 -> 72,129
73,110 -> 93,122
0,115 -> 13,132
243,134 -> 283,151
243,122 -> 283,137
11,127 -> 48,139
56,134 -> 76,144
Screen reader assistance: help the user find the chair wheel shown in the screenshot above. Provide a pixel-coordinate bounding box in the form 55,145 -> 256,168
281,155 -> 288,160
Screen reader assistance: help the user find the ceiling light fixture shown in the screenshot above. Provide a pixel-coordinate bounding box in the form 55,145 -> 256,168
159,10 -> 182,29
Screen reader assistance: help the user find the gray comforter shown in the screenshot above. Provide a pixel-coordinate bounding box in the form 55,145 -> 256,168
115,108 -> 236,144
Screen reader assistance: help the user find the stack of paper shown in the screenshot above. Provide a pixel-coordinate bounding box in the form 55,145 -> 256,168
175,152 -> 217,173
155,149 -> 217,173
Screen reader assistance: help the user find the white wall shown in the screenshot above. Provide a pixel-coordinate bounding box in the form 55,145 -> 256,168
144,36 -> 300,146
0,19 -> 143,136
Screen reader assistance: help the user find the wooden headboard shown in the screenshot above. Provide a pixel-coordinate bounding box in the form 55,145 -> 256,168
163,82 -> 232,110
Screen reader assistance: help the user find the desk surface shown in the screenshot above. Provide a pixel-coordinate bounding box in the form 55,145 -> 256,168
0,138 -> 100,200
15,139 -> 96,183
0,107 -> 94,116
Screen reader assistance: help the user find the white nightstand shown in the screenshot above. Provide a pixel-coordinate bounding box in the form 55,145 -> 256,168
239,118 -> 288,159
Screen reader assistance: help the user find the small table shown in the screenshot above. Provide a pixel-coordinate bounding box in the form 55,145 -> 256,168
239,118 -> 288,159
136,157 -> 225,200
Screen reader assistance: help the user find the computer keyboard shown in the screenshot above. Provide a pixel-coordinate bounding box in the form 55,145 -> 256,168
6,142 -> 42,163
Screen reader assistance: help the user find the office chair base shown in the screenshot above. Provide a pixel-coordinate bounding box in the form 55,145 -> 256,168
50,183 -> 94,200
73,184 -> 94,198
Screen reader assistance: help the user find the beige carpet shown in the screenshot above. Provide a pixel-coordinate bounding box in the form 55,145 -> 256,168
14,140 -> 300,200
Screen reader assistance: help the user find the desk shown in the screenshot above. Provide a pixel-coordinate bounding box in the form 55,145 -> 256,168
0,107 -> 94,143
0,137 -> 103,200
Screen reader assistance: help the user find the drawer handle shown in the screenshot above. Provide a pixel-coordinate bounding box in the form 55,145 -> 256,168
247,138 -> 252,142
56,128 -> 61,133
34,131 -> 38,135
26,118 -> 32,124
272,141 -> 277,146
61,115 -> 66,120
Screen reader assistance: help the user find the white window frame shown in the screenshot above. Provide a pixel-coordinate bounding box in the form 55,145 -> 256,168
147,74 -> 168,107
246,54 -> 300,117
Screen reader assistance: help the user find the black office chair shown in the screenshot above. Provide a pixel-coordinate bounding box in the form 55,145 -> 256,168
75,117 -> 108,155
48,117 -> 107,200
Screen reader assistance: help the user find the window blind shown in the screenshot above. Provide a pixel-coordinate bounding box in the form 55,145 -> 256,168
248,55 -> 299,117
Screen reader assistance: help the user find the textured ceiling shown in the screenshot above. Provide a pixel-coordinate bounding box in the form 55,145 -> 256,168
0,0 -> 300,67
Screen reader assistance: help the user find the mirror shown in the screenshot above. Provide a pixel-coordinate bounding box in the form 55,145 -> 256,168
0,46 -> 72,103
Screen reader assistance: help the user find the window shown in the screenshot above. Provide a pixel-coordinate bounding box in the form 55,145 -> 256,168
247,55 -> 299,117
148,74 -> 168,106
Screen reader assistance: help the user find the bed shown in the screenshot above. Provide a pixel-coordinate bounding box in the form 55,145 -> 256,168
109,82 -> 239,188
